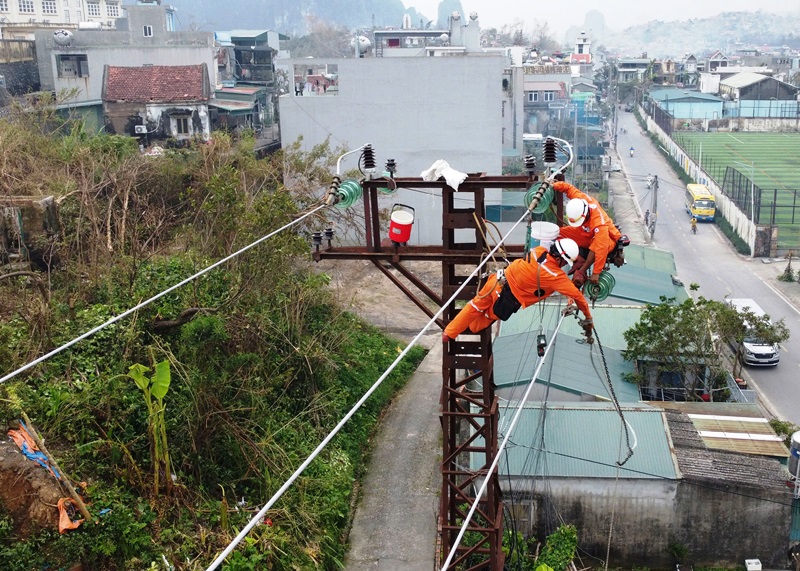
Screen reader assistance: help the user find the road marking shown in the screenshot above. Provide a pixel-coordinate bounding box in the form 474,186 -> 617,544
727,134 -> 745,144
757,276 -> 800,318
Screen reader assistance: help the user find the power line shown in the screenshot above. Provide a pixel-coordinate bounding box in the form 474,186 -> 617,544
0,204 -> 328,385
440,314 -> 568,571
206,190 -> 542,570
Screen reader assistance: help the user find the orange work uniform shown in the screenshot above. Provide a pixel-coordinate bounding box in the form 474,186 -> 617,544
553,181 -> 621,278
443,246 -> 592,339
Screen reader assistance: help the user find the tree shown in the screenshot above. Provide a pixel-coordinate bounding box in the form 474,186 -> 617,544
622,295 -> 789,400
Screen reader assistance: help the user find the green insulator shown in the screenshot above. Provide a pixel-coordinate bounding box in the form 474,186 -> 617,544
336,179 -> 362,209
378,171 -> 396,194
524,183 -> 554,214
582,271 -> 616,303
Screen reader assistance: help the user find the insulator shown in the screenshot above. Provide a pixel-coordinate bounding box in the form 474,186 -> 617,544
524,183 -> 554,214
385,158 -> 396,176
524,154 -> 536,173
324,227 -> 334,241
362,144 -> 376,172
543,137 -> 557,164
336,179 -> 362,209
582,271 -> 616,303
312,232 -> 323,248
536,334 -> 547,357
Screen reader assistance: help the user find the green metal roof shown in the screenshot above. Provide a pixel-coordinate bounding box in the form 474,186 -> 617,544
496,404 -> 679,479
607,244 -> 689,304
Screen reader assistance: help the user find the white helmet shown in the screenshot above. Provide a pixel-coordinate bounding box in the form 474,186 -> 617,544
566,198 -> 589,227
552,238 -> 579,267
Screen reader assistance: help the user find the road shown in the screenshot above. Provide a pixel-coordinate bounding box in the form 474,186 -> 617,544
617,111 -> 800,426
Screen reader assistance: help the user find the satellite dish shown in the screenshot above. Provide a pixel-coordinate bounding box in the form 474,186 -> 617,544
469,12 -> 478,21
451,11 -> 461,21
53,29 -> 73,46
439,33 -> 449,43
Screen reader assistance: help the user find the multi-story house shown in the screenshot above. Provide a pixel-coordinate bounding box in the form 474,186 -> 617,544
0,0 -> 124,40
34,1 -> 214,130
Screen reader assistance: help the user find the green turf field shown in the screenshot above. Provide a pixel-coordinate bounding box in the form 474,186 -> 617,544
672,132 -> 800,251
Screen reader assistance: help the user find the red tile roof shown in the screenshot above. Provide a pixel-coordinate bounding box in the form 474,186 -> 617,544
105,65 -> 208,103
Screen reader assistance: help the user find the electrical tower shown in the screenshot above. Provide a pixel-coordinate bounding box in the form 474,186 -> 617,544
314,172 -> 540,570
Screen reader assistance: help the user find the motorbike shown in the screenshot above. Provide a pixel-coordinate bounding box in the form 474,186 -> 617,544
629,148 -> 634,158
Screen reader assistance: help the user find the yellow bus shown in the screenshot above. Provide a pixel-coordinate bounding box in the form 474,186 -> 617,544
685,184 -> 716,222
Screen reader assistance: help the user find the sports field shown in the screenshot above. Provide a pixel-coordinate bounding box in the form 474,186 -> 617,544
672,132 -> 800,250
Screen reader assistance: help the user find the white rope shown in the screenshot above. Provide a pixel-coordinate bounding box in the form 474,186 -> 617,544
0,204 -> 328,385
439,314 -> 567,571
205,196 -> 538,570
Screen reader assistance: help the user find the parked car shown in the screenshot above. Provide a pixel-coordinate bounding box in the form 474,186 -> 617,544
724,298 -> 780,366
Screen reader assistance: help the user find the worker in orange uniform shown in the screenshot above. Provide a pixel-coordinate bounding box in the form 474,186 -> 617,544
553,178 -> 625,287
442,238 -> 593,342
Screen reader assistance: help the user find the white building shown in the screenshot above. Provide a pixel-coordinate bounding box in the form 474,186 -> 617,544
0,0 -> 124,40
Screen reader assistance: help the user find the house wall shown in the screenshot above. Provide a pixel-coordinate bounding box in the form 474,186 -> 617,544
105,100 -> 210,140
507,476 -> 790,567
278,56 -> 507,246
34,11 -> 213,103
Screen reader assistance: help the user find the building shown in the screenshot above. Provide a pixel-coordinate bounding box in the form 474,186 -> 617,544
0,0 -> 124,40
102,63 -> 211,141
34,2 -> 214,107
616,58 -> 650,83
482,245 -> 793,567
648,87 -> 723,121
719,72 -> 800,118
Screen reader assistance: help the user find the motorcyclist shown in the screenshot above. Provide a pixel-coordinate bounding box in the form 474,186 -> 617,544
629,146 -> 634,157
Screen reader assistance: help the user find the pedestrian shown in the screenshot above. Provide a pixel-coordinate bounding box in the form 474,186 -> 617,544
442,238 -> 594,342
552,178 -> 626,287
644,209 -> 650,227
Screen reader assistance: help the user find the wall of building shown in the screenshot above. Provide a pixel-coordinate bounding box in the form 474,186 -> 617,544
278,56 -> 507,246
35,24 -> 214,103
508,475 -> 789,567
0,60 -> 39,94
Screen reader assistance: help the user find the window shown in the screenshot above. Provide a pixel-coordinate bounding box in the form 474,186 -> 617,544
527,92 -> 538,103
63,9 -> 69,21
106,1 -> 118,17
544,91 -> 555,102
42,0 -> 56,14
18,0 -> 34,13
0,0 -> 8,12
86,1 -> 100,16
57,54 -> 89,78
175,117 -> 190,135
143,25 -> 153,37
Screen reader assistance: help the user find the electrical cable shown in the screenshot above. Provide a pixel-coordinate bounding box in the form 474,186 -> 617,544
439,315 -> 567,571
206,195 -> 540,571
0,204 -> 328,386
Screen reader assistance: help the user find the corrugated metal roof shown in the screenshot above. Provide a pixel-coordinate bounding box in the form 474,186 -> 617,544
494,404 -> 678,479
607,245 -> 689,304
720,71 -> 771,89
656,403 -> 789,457
493,328 -> 640,402
649,89 -> 721,103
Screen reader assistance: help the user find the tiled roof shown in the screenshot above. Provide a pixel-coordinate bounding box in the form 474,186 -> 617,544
105,65 -> 208,103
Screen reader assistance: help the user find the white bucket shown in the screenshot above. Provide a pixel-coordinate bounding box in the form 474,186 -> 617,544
530,221 -> 560,250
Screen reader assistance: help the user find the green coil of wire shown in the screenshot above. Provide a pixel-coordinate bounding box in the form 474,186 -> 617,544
524,183 -> 554,215
582,271 -> 616,302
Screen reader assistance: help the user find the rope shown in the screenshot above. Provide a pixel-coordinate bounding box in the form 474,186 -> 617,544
591,326 -> 634,466
0,204 -> 328,385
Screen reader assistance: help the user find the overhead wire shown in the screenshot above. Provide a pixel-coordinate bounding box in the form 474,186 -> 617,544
0,204 -> 329,385
440,314 -> 568,571
205,184 -> 545,571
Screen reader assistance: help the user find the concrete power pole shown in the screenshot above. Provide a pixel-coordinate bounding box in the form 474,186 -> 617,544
651,175 -> 658,236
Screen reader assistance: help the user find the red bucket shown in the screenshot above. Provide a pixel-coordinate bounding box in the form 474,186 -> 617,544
388,204 -> 415,244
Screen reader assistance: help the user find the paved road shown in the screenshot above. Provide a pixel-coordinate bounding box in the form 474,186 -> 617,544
617,111 -> 800,426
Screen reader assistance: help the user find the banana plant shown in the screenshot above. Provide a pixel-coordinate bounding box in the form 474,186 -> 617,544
127,359 -> 172,497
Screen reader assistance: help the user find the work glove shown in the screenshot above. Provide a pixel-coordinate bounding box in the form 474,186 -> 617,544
442,333 -> 452,344
580,317 -> 594,338
554,173 -> 565,182
561,300 -> 577,317
567,256 -> 586,275
589,272 -> 600,285
572,269 -> 587,287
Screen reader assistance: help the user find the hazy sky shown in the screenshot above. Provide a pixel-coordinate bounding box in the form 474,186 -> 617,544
401,0 -> 795,33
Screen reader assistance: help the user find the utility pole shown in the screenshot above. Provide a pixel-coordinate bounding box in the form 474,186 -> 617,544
651,175 -> 658,236
314,172 -> 547,571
